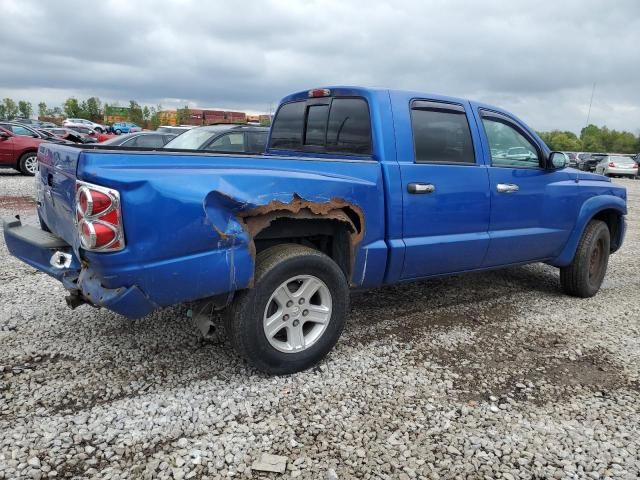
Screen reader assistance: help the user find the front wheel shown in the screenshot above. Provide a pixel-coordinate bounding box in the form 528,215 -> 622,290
18,152 -> 38,176
115,129 -> 122,135
560,220 -> 610,298
224,244 -> 349,375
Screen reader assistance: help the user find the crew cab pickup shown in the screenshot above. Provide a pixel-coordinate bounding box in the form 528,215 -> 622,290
3,87 -> 627,374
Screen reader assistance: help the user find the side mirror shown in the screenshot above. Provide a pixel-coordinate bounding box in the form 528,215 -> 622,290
548,151 -> 567,169
0,131 -> 10,140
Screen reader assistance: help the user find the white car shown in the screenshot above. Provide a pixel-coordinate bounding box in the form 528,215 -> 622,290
594,155 -> 638,178
62,118 -> 107,133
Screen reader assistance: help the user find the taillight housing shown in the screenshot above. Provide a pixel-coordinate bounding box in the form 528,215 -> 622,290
75,180 -> 124,252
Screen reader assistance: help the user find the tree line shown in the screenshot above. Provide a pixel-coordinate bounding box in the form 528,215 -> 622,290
537,125 -> 640,154
0,97 -> 192,130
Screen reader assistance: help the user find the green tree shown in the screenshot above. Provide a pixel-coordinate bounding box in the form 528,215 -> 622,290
128,100 -> 144,125
537,130 -> 582,151
86,97 -> 102,122
142,106 -> 150,121
17,100 -> 32,118
38,102 -> 47,119
3,98 -> 19,119
149,104 -> 162,129
0,104 -> 5,119
176,105 -> 191,125
64,97 -> 82,118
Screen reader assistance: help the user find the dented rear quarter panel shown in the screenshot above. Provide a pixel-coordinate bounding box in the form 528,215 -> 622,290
77,151 -> 387,308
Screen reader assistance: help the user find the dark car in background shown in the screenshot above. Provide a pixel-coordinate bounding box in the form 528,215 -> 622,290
100,132 -> 176,148
163,124 -> 269,153
44,127 -> 98,144
576,152 -> 607,171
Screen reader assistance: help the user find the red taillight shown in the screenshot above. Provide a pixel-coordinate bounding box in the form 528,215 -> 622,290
608,162 -> 615,167
308,88 -> 331,98
75,181 -> 124,252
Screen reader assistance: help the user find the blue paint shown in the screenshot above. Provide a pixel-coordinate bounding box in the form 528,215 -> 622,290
4,87 -> 628,319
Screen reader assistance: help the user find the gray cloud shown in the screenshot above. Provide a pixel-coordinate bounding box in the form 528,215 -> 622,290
1,0 -> 639,132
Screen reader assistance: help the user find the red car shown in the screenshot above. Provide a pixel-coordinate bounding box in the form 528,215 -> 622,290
0,126 -> 45,175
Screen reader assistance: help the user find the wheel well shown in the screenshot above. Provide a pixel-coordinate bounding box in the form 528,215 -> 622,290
16,149 -> 37,167
593,209 -> 624,252
253,218 -> 354,278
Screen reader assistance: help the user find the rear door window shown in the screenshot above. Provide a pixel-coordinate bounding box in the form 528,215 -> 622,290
410,103 -> 475,164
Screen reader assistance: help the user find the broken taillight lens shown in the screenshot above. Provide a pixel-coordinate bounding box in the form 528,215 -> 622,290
75,181 -> 124,252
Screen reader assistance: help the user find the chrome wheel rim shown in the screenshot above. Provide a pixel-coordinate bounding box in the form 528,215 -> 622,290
263,274 -> 332,353
24,155 -> 38,174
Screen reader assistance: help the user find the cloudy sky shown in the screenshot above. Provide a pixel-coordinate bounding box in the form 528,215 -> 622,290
1,0 -> 639,133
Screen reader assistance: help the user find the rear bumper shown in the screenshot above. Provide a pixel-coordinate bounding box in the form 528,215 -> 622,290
606,167 -> 638,176
3,216 -> 157,318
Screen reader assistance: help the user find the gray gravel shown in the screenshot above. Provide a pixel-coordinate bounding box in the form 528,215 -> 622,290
1,169 -> 639,479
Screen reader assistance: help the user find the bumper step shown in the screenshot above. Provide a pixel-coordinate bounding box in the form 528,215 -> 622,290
3,216 -> 69,249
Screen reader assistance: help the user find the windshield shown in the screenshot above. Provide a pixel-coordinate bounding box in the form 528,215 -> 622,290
164,126 -> 229,149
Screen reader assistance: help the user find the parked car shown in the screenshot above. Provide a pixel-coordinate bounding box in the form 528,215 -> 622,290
111,122 -> 142,135
3,86 -> 628,375
0,122 -> 70,145
37,129 -> 74,144
100,132 -> 176,148
576,152 -> 607,171
157,125 -> 194,135
44,128 -> 98,144
0,126 -> 45,175
564,152 -> 578,167
64,125 -> 113,142
39,121 -> 58,129
63,118 -> 107,133
594,155 -> 638,178
163,125 -> 269,153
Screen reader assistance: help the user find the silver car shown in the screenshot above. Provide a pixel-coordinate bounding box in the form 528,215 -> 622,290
594,155 -> 638,178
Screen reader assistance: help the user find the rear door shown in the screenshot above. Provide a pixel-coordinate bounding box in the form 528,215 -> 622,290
477,110 -> 575,266
394,97 -> 491,279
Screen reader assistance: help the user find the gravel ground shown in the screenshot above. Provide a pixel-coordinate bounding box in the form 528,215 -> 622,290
0,169 -> 639,480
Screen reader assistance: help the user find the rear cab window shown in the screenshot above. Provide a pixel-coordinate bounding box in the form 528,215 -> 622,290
269,95 -> 372,157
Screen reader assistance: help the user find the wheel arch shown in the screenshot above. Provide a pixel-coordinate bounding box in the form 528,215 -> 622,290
550,195 -> 626,267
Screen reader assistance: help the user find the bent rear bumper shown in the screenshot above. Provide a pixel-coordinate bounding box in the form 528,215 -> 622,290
3,216 -> 156,318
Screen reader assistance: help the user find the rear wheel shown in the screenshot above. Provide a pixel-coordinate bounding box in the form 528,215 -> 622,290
224,244 -> 349,375
115,129 -> 122,135
560,220 -> 610,298
18,152 -> 38,176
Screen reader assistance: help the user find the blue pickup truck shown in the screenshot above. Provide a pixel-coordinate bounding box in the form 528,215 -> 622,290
4,87 -> 627,374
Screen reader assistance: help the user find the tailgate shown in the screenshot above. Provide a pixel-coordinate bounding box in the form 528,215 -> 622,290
36,143 -> 83,246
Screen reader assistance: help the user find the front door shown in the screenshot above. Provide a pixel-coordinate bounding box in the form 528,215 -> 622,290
478,110 -> 576,266
397,99 -> 491,279
0,132 -> 15,165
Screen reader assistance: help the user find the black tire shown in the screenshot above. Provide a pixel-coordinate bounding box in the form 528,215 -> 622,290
224,244 -> 349,375
115,129 -> 122,135
95,127 -> 103,133
18,151 -> 38,176
560,220 -> 610,298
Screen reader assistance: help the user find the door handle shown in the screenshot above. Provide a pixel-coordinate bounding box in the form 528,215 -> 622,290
407,182 -> 435,194
496,183 -> 519,193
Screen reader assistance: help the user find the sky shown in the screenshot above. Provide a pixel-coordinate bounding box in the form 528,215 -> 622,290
1,0 -> 639,134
